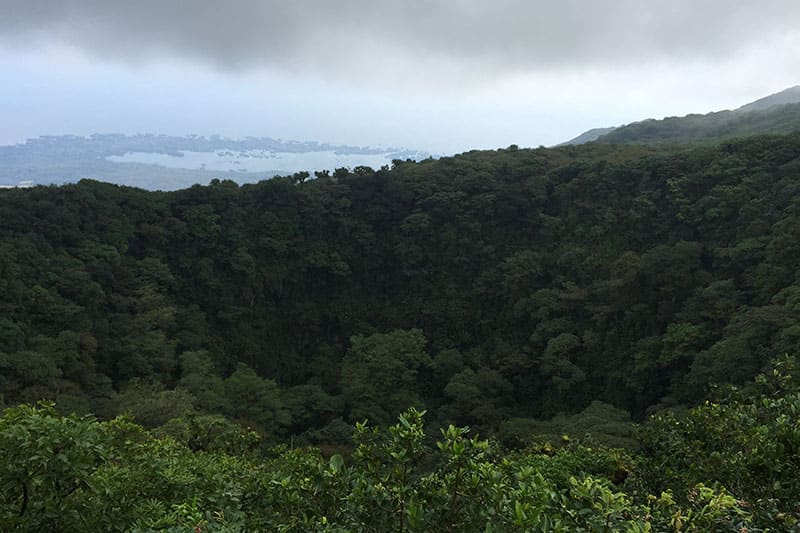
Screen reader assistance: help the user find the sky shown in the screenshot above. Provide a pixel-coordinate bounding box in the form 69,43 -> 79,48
1,1 -> 800,154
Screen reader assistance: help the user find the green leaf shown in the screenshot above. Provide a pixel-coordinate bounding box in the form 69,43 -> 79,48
329,454 -> 344,474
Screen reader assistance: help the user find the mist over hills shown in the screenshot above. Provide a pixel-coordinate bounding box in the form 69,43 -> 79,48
557,127 -> 617,146
563,85 -> 800,146
737,85 -> 800,112
5,86 -> 798,192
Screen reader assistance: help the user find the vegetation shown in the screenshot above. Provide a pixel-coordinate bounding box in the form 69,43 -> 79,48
596,102 -> 800,145
3,130 -> 800,529
2,358 -> 798,530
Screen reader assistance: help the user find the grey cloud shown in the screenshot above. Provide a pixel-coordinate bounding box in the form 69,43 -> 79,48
1,1 -> 799,80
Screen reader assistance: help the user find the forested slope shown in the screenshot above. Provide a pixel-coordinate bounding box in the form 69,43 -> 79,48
596,102 -> 800,144
4,134 -> 800,529
2,136 -> 800,437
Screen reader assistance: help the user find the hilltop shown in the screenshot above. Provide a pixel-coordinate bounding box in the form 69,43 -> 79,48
563,85 -> 800,145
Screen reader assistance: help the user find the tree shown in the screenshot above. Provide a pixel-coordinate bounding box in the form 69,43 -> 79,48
177,350 -> 230,414
341,329 -> 432,425
223,363 -> 289,435
640,356 -> 800,529
538,333 -> 586,414
0,403 -> 110,530
105,380 -> 195,428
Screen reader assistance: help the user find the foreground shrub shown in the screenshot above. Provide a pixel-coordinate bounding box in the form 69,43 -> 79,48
0,404 -> 753,531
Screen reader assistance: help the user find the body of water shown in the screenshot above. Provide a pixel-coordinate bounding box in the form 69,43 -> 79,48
107,149 -> 405,174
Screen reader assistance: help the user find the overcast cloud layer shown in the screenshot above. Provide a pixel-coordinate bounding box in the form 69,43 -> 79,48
1,1 -> 799,152
3,1 -> 800,82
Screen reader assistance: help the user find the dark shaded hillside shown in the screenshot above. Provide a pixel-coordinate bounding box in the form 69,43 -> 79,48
3,135 -> 800,440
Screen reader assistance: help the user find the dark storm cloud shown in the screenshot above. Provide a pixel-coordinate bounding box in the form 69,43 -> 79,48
1,1 -> 799,78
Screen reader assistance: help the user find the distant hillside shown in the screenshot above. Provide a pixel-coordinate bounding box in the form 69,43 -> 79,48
564,86 -> 800,146
597,101 -> 800,144
559,126 -> 617,146
737,85 -> 800,112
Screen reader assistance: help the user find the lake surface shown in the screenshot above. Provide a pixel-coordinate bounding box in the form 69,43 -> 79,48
107,150 -> 406,174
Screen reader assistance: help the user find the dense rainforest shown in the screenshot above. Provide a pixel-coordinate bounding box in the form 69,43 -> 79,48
2,132 -> 800,529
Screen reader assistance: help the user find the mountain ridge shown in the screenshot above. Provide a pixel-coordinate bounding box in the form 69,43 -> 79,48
562,85 -> 800,146
737,85 -> 800,112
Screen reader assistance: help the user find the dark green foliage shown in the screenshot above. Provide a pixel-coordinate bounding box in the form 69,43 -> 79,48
3,133 -> 800,440
638,356 -> 800,528
341,329 -> 432,425
103,380 -> 195,428
499,401 -> 638,450
0,402 -> 110,530
222,363 -> 289,434
155,413 -> 261,454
